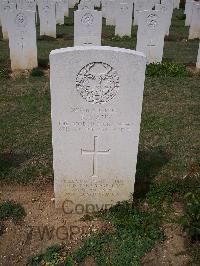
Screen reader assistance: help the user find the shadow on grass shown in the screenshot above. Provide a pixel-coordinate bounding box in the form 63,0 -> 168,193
0,152 -> 31,173
134,147 -> 170,199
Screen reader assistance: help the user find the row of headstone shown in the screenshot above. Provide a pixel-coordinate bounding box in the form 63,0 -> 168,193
0,0 -> 79,41
0,0 -> 198,209
50,0 -> 199,208
0,0 -> 80,70
183,0 -> 200,68
1,0 -> 200,70
74,0 -> 173,64
135,0 -> 174,63
0,0 -> 38,70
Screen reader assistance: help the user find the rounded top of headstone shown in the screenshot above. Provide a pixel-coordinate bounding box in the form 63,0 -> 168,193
50,46 -> 146,59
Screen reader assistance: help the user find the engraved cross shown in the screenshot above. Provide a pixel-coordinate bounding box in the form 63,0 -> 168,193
81,136 -> 110,178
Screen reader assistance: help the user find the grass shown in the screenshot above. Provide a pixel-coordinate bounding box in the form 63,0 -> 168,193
73,203 -> 165,266
27,175 -> 200,266
30,68 -> 44,77
146,61 -> 192,77
27,244 -> 64,266
0,7 -> 199,266
0,201 -> 26,224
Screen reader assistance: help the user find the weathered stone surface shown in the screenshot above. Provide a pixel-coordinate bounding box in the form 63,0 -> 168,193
115,1 -> 134,37
55,0 -> 65,25
74,9 -> 102,46
38,0 -> 56,38
136,10 -> 166,63
197,42 -> 200,69
8,9 -> 38,70
189,2 -> 200,39
0,0 -> 16,40
50,46 -> 146,209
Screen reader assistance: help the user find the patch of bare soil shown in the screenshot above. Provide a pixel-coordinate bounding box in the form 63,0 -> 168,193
142,202 -> 190,266
0,183 -> 103,266
0,184 -> 191,266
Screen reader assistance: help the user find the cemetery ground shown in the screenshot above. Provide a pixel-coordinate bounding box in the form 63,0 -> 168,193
0,8 -> 200,266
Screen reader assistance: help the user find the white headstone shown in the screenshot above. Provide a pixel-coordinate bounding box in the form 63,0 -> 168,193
134,0 -> 155,26
74,9 -> 102,46
115,1 -> 134,37
156,0 -> 173,36
136,10 -> 166,64
196,42 -> 200,69
94,0 -> 101,8
173,0 -> 180,9
189,2 -> 200,39
7,9 -> 37,70
50,46 -> 146,209
78,0 -> 95,10
55,0 -> 65,25
38,0 -> 56,38
0,0 -> 16,40
16,0 -> 36,11
68,0 -> 77,8
64,0 -> 69,17
185,0 -> 193,26
105,0 -> 116,26
101,0 -> 108,18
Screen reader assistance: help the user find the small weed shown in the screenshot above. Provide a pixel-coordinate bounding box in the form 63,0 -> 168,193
0,68 -> 10,79
26,177 -> 200,265
37,35 -> 56,41
80,214 -> 95,221
146,62 -> 191,77
27,244 -> 63,266
146,177 -> 199,210
72,201 -> 165,265
30,68 -> 44,77
63,256 -> 74,266
176,13 -> 186,20
0,201 -> 26,224
110,35 -> 132,42
180,188 -> 200,241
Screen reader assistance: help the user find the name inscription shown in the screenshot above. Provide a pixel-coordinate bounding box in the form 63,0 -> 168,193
58,106 -> 134,133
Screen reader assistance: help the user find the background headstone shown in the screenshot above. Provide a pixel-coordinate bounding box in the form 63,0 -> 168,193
105,0 -> 116,26
189,2 -> 200,39
196,42 -> 200,69
16,0 -> 36,11
55,0 -> 65,25
115,1 -> 134,37
185,0 -> 193,26
64,0 -> 69,17
38,0 -> 57,38
136,10 -> 166,63
69,0 -> 77,8
78,0 -> 95,10
0,0 -> 16,40
134,0 -> 155,26
8,9 -> 37,70
74,9 -> 102,46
